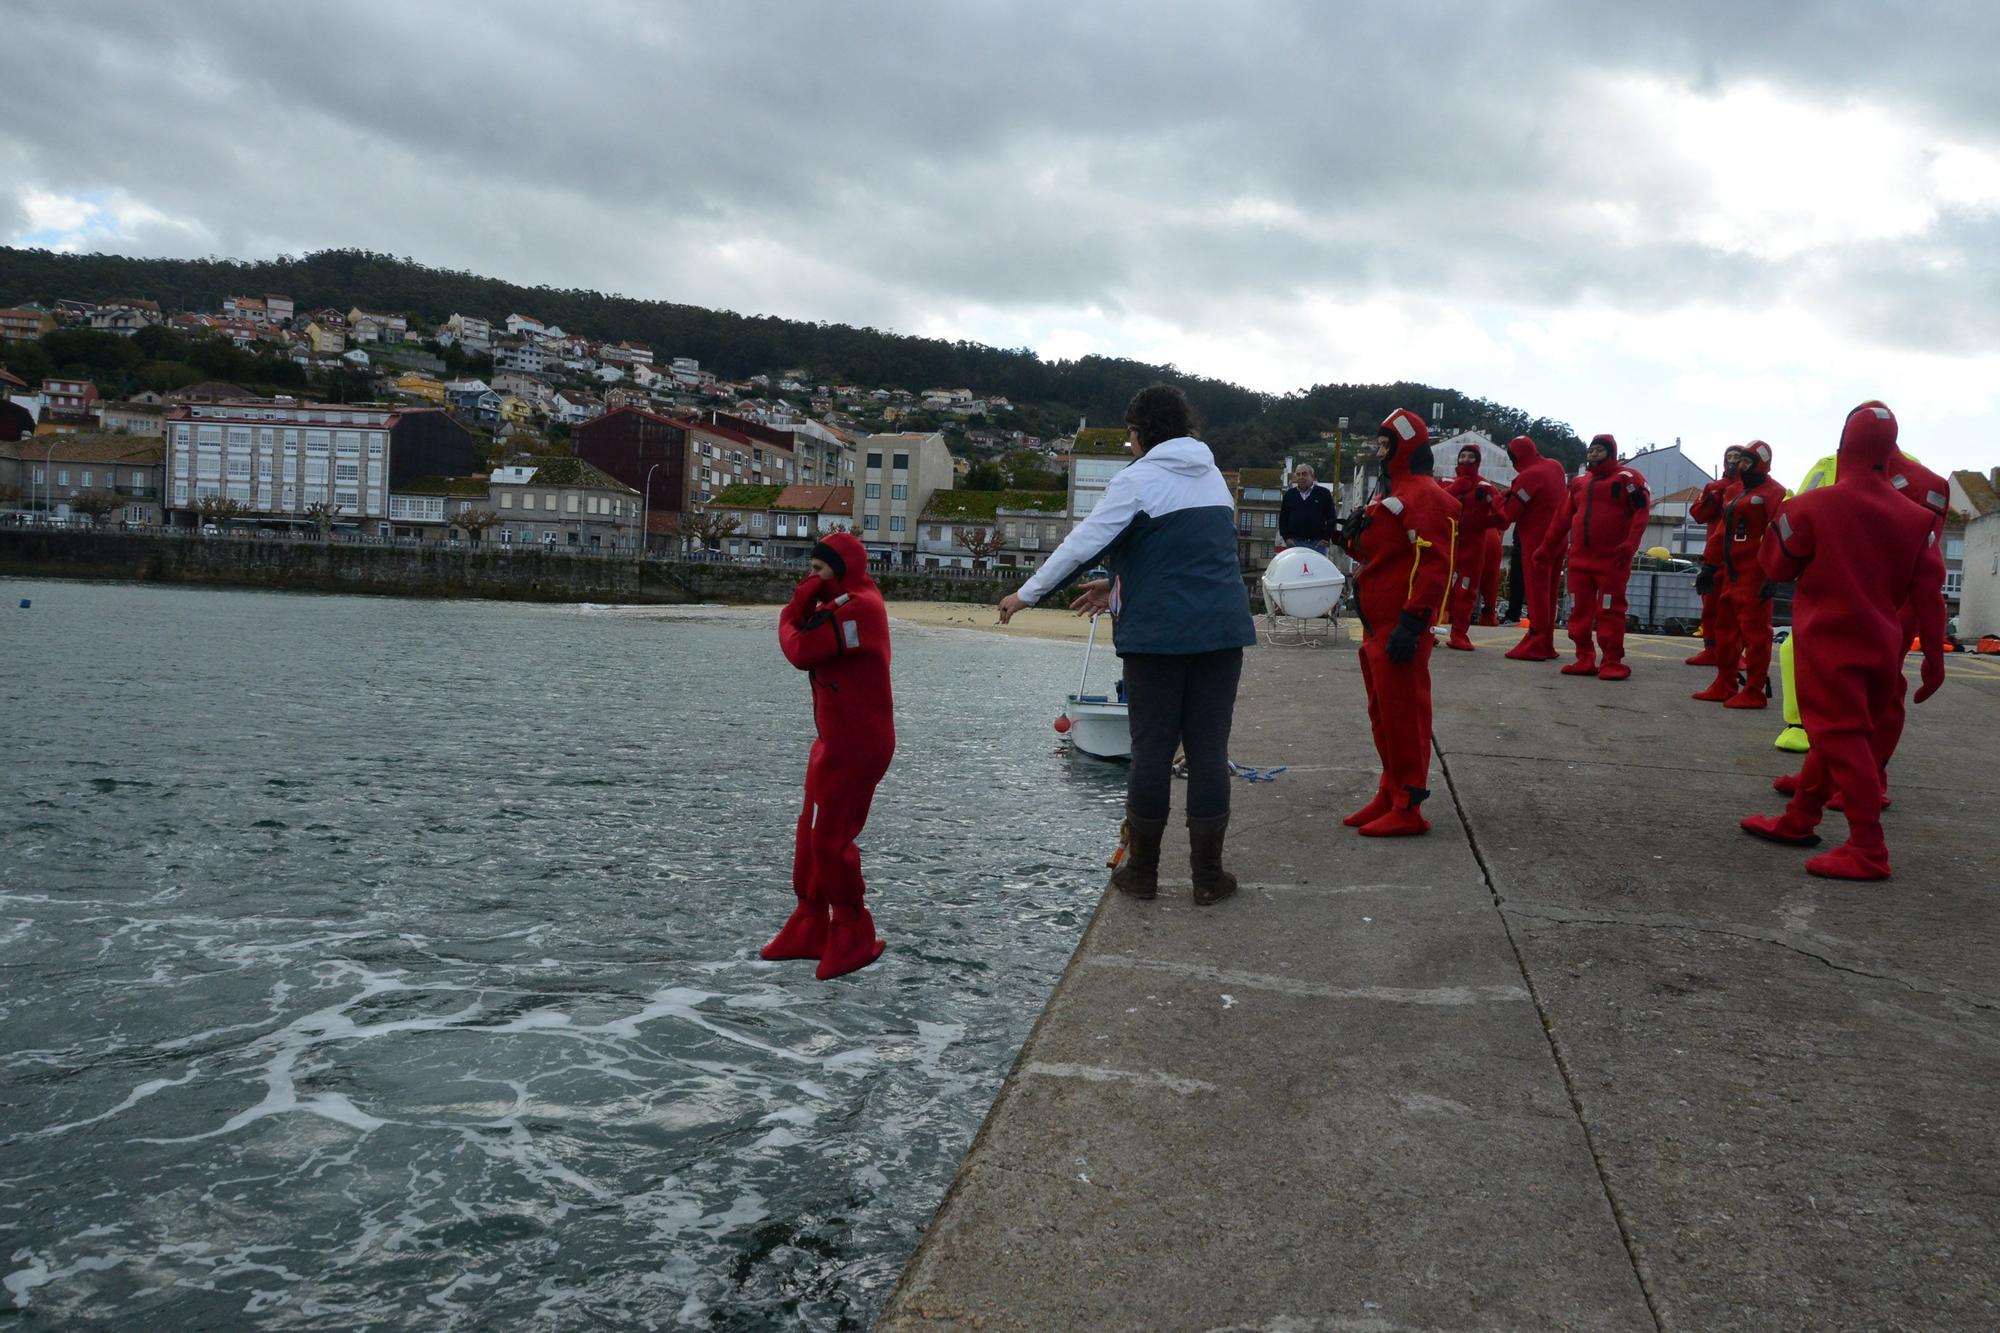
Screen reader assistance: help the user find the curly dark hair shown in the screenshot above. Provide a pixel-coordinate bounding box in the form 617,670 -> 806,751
1123,384 -> 1199,451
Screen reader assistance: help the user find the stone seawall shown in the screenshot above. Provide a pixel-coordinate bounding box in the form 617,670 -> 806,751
0,529 -> 1033,607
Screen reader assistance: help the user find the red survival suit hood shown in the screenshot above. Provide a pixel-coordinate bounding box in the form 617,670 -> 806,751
1739,439 -> 1774,487
809,530 -> 879,598
1586,433 -> 1620,477
1380,408 -> 1433,479
1837,401 -> 1898,479
1506,435 -> 1541,468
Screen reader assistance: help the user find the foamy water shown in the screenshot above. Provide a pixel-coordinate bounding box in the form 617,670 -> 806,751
0,580 -> 1122,1328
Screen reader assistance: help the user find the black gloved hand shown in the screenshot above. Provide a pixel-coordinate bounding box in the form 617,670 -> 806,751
1694,564 -> 1717,595
1338,509 -> 1371,552
801,607 -> 835,631
1758,580 -> 1777,601
1386,609 -> 1427,663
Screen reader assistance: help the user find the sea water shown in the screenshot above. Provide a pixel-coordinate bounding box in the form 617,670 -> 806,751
0,579 -> 1121,1329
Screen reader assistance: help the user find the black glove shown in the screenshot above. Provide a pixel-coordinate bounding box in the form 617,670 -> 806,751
1338,509 -> 1371,551
1758,580 -> 1777,601
801,607 -> 835,631
1694,564 -> 1717,595
1386,609 -> 1427,663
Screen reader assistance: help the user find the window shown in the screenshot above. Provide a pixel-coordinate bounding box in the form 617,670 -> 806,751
1262,512 -> 1277,529
228,459 -> 252,479
865,482 -> 881,499
929,524 -> 942,540
335,490 -> 360,510
31,467 -> 42,483
305,431 -> 329,454
1239,512 -> 1251,532
335,432 -> 362,456
566,495 -> 579,513
1003,522 -> 1016,540
80,470 -> 93,487
1945,570 -> 1963,596
56,470 -> 69,486
367,439 -> 383,458
131,470 -> 146,487
751,512 -> 766,531
863,515 -> 879,531
1945,536 -> 1965,560
334,462 -> 360,482
866,451 -> 882,470
500,492 -> 514,509
891,483 -> 907,500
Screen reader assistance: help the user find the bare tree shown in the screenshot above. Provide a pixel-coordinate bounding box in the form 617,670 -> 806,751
452,508 -> 502,544
955,524 -> 1005,571
302,501 -> 339,535
68,491 -> 121,526
197,495 -> 249,527
0,482 -> 22,508
682,509 -> 742,552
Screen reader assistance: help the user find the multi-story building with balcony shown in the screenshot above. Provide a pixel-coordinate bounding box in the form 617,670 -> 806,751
44,378 -> 99,423
442,313 -> 492,350
161,400 -> 475,532
488,457 -> 641,550
916,489 -> 1070,572
0,307 -> 57,342
855,431 -> 956,566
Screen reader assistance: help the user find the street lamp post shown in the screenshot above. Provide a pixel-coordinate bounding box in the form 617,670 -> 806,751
44,439 -> 59,517
640,463 -> 661,558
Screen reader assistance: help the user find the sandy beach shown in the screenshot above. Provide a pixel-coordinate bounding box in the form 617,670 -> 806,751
885,599 -> 1108,642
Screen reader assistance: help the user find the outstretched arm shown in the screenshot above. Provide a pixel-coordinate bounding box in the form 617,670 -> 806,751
1910,533 -> 1948,703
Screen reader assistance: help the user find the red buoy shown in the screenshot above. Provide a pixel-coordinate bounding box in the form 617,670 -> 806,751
1053,715 -> 1072,734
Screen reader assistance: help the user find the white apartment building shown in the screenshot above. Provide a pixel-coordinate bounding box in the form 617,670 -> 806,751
442,313 -> 492,350
856,431 -> 956,565
164,401 -> 393,524
494,343 -> 547,375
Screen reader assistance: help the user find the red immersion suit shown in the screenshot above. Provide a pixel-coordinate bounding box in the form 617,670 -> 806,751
1495,435 -> 1570,659
1694,442 -> 1785,707
1740,403 -> 1946,880
1338,409 -> 1460,836
1542,436 -> 1651,680
1685,453 -> 1741,666
765,531 -> 896,979
1444,459 -> 1502,650
1478,528 -> 1503,625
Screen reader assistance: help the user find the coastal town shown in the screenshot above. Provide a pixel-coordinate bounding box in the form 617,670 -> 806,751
1,290 -> 1997,635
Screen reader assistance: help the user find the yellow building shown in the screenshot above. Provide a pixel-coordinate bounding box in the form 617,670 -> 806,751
303,321 -> 346,355
394,371 -> 446,402
498,395 -> 536,425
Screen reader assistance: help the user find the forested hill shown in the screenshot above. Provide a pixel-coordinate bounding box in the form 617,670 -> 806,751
0,246 -> 1585,470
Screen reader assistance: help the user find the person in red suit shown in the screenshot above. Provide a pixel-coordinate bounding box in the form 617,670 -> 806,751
1477,527 -> 1504,626
1693,442 -> 1786,707
1686,446 -> 1743,667
1741,402 -> 1946,880
1443,442 -> 1502,650
1495,435 -> 1570,660
1770,444 -> 1952,808
764,531 -> 895,979
1336,409 -> 1460,836
1541,434 -> 1652,680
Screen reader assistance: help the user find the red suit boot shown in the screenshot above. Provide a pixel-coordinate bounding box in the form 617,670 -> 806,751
1738,403 -> 1946,880
773,532 -> 896,978
1340,409 -> 1460,836
1718,442 -> 1787,708
1496,435 -> 1569,660
1541,434 -> 1651,681
1686,447 -> 1742,667
1444,445 -> 1502,650
1478,527 -> 1503,624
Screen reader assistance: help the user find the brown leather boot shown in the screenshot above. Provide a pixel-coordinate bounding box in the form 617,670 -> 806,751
1186,814 -> 1238,906
1109,814 -> 1166,900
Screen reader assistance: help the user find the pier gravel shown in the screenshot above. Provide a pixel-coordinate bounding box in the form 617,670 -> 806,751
880,628 -> 2000,1332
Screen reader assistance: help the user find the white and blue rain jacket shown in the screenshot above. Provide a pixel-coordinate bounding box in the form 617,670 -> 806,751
1017,436 -> 1256,656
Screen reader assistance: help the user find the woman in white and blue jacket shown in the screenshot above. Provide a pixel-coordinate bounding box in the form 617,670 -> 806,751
999,385 -> 1257,906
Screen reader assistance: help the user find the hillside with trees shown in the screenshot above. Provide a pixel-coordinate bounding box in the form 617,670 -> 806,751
0,246 -> 1585,472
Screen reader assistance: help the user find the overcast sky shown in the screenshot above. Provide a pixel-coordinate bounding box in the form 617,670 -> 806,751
5,1 -> 1998,483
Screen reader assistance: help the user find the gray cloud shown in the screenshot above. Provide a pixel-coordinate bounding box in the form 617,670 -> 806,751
4,0 -> 1998,385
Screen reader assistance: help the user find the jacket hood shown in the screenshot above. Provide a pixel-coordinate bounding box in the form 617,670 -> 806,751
1837,401 -> 1897,477
815,530 -> 878,596
1379,408 -> 1433,479
1506,434 -> 1541,467
1454,458 -> 1483,480
1137,435 -> 1220,476
1586,433 -> 1619,477
1739,440 -> 1774,486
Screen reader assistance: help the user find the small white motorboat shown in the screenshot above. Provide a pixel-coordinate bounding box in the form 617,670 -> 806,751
1056,613 -> 1130,760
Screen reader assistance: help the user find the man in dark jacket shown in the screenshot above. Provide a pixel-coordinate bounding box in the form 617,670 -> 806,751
1279,464 -> 1336,552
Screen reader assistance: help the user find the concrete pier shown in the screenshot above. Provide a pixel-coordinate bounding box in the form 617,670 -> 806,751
881,628 -> 2000,1331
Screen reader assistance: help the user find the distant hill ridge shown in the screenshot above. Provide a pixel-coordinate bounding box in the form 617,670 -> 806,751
0,246 -> 1584,469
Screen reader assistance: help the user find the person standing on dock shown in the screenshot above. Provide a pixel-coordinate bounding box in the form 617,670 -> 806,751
1540,433 -> 1652,681
1687,445 -> 1744,670
1495,435 -> 1570,660
1444,442 -> 1502,651
1694,441 -> 1785,708
1740,402 -> 1945,880
998,384 -> 1257,906
766,530 -> 895,980
1279,463 -> 1336,554
1336,408 -> 1460,836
